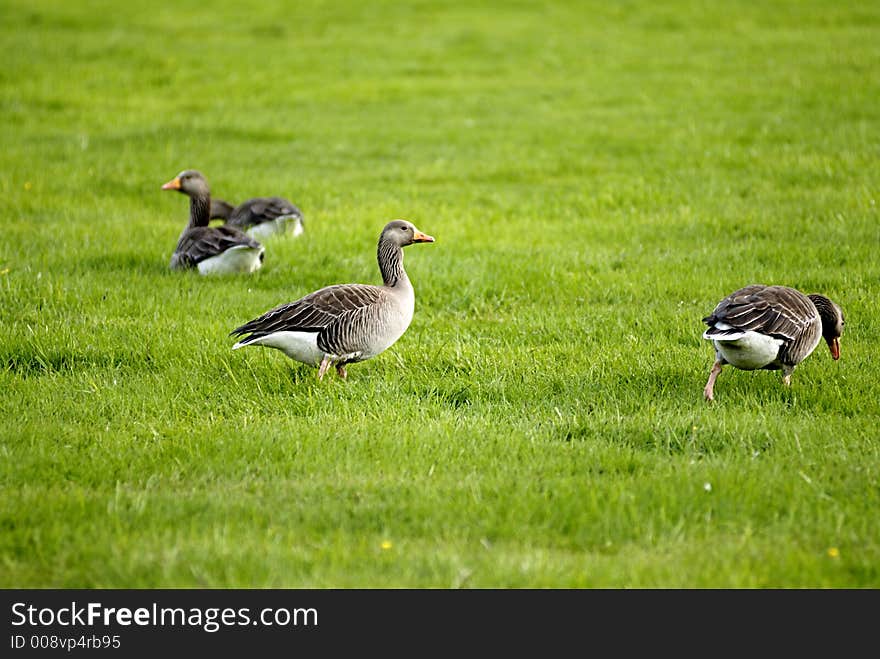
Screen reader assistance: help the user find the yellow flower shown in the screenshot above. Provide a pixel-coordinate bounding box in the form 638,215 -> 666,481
24,181 -> 32,190
827,547 -> 840,559
380,540 -> 393,550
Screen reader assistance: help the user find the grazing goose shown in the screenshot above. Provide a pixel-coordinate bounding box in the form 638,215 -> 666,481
209,195 -> 305,240
161,170 -> 265,275
230,219 -> 434,380
702,284 -> 844,401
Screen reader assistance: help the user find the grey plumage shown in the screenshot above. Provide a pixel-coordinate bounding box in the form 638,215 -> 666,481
702,284 -> 845,401
230,219 -> 434,380
162,170 -> 264,274
224,197 -> 303,232
209,198 -> 236,221
232,284 -> 387,354
209,195 -> 304,240
169,223 -> 264,270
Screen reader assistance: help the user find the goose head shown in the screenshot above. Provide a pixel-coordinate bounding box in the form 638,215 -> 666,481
161,170 -> 210,198
808,294 -> 845,360
382,219 -> 435,247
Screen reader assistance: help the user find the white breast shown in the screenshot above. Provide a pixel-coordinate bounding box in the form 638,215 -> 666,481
713,331 -> 783,370
196,245 -> 264,275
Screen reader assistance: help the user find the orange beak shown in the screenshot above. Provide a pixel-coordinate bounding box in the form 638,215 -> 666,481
161,177 -> 181,190
828,337 -> 840,360
413,231 -> 435,243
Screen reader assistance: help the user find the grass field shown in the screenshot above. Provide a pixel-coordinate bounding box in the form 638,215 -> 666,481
1,0 -> 879,587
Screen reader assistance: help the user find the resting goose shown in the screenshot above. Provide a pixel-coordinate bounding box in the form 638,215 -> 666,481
209,195 -> 305,240
230,219 -> 434,380
702,284 -> 844,401
161,170 -> 265,275
209,198 -> 235,221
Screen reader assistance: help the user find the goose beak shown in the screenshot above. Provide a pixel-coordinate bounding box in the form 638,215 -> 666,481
413,231 -> 435,243
161,177 -> 181,190
828,337 -> 840,360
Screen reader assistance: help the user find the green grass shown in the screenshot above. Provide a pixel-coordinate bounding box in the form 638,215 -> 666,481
2,0 -> 879,587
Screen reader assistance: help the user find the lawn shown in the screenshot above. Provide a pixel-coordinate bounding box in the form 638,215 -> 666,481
1,0 -> 878,587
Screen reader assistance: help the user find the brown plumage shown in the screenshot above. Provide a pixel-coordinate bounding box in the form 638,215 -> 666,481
702,285 -> 844,401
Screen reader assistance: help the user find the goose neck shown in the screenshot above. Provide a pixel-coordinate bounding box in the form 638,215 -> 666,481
378,239 -> 407,288
189,193 -> 211,228
808,294 -> 841,337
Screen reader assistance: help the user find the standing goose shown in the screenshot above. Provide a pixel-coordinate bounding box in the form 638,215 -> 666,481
702,284 -> 844,401
230,219 -> 434,380
210,195 -> 305,240
162,170 -> 265,275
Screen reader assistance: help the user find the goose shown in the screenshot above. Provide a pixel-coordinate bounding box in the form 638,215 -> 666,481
229,219 -> 434,380
209,195 -> 305,240
701,284 -> 844,401
209,198 -> 235,221
161,170 -> 265,275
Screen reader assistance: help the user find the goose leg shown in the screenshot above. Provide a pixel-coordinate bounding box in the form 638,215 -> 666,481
781,365 -> 794,387
704,360 -> 723,402
336,364 -> 348,380
317,355 -> 332,380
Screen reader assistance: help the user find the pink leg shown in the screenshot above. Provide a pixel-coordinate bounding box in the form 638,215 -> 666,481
336,364 -> 348,380
317,355 -> 332,380
704,360 -> 723,402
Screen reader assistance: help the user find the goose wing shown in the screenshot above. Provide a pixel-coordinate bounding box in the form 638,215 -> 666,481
172,225 -> 262,269
229,197 -> 302,228
703,285 -> 816,340
230,283 -> 386,342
